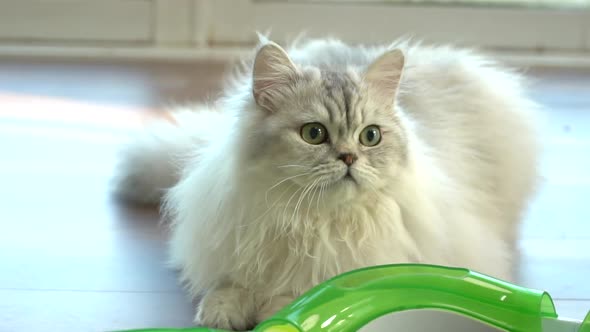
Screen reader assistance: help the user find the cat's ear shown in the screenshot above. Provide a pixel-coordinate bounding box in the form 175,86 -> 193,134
252,42 -> 298,112
363,49 -> 405,103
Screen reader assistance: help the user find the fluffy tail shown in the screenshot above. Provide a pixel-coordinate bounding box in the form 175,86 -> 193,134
111,105 -> 219,205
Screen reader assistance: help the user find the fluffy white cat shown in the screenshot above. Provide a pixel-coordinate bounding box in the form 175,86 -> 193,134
113,36 -> 540,330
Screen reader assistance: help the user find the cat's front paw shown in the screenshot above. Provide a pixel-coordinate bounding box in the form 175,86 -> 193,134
196,287 -> 256,331
255,295 -> 295,324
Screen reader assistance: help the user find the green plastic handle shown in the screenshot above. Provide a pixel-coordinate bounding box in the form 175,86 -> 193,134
116,264 -> 581,332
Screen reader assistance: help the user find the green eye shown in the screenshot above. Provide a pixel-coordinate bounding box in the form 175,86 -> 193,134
360,125 -> 381,146
300,123 -> 328,145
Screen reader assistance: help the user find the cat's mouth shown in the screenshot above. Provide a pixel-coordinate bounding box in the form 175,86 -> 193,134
321,168 -> 359,188
341,170 -> 357,184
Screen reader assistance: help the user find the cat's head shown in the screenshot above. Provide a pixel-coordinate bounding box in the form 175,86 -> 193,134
241,41 -> 408,204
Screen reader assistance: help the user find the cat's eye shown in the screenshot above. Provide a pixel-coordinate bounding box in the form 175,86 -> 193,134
300,123 -> 328,145
359,125 -> 382,146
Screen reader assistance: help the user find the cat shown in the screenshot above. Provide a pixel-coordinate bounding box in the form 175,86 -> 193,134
113,36 -> 540,330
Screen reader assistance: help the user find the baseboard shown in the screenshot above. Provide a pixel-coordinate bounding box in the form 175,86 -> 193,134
0,44 -> 589,68
0,44 -> 251,62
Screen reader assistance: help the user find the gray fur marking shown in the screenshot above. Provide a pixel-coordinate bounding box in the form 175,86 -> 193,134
321,70 -> 359,132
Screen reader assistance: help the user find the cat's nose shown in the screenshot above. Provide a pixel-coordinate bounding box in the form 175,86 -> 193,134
338,153 -> 357,166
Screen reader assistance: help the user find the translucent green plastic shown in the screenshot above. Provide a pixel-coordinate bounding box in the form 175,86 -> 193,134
580,311 -> 590,332
116,264 -> 587,332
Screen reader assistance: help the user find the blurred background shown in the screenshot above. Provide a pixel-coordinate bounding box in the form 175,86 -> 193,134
0,1 -> 589,331
0,0 -> 589,60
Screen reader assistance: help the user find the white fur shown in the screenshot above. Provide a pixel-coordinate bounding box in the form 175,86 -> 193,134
113,38 -> 539,330
112,106 -> 228,204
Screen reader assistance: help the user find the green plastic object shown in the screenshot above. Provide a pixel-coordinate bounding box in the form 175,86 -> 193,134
117,264 -> 588,332
580,311 -> 590,332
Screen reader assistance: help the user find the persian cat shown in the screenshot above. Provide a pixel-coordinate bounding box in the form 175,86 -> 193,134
113,36 -> 539,330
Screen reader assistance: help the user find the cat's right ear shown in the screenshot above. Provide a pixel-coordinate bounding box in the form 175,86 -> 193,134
252,42 -> 298,112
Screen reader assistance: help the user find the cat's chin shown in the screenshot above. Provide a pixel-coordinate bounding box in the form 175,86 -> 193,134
323,174 -> 361,203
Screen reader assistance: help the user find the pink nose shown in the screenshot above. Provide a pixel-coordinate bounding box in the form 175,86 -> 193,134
338,153 -> 357,166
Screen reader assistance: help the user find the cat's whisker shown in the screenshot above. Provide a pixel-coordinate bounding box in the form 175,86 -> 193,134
353,167 -> 380,186
278,184 -> 306,234
290,178 -> 319,226
277,164 -> 311,169
249,181 -> 296,227
300,178 -> 323,228
320,181 -> 328,209
265,172 -> 310,206
305,179 -> 321,223
316,181 -> 325,212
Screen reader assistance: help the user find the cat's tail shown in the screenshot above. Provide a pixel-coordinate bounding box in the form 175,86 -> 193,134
111,105 -> 221,205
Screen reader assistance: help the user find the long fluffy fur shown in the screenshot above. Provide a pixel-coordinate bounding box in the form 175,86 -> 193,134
113,37 -> 540,330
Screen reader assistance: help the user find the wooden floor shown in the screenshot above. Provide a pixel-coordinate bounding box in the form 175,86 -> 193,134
0,58 -> 588,331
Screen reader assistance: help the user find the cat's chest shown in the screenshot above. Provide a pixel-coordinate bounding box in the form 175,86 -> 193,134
246,195 -> 418,293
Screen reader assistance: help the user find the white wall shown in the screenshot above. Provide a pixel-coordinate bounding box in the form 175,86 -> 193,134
0,0 -> 588,66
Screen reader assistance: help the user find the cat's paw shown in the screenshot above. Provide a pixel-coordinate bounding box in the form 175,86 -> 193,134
196,287 -> 256,331
255,295 -> 295,324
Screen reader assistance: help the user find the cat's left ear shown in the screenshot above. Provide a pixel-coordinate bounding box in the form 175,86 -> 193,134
363,49 -> 405,103
252,42 -> 299,112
